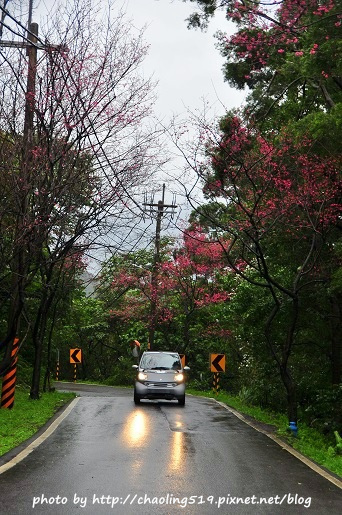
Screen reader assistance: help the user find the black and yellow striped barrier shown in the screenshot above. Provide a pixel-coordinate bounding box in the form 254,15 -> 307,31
212,372 -> 220,395
1,338 -> 19,409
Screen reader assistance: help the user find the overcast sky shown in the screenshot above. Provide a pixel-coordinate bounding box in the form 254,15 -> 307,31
23,0 -> 246,260
27,0 -> 244,158
117,0 -> 248,248
119,1 -> 245,209
123,0 -> 244,120
25,0 -> 244,198
28,0 -> 245,147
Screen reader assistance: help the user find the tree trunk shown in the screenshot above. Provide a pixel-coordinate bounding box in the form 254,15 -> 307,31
330,294 -> 342,385
30,287 -> 54,399
264,293 -> 299,425
30,323 -> 45,399
280,364 -> 298,423
43,296 -> 60,392
0,242 -> 27,376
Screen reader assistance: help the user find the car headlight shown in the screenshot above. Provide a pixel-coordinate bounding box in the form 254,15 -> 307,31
138,372 -> 148,381
174,373 -> 184,382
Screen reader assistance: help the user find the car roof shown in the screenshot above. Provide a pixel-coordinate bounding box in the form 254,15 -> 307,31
141,351 -> 179,355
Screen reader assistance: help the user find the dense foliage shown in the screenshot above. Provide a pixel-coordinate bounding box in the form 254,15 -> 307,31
0,0 -> 160,398
0,0 -> 340,440
170,0 -> 342,430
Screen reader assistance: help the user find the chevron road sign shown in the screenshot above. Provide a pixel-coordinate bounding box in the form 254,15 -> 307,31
210,353 -> 225,373
70,348 -> 82,364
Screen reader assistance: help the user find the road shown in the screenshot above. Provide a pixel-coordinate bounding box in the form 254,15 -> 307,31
0,383 -> 340,514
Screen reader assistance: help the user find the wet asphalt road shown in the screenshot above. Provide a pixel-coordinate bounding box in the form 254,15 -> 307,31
0,384 -> 341,515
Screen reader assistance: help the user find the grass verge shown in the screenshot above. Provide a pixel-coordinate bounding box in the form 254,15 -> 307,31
187,388 -> 342,478
0,387 -> 75,457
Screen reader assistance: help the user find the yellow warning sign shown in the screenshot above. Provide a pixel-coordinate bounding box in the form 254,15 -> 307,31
179,354 -> 187,368
210,353 -> 225,373
70,348 -> 82,364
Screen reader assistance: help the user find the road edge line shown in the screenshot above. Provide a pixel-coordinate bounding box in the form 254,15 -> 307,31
212,398 -> 342,490
0,397 -> 79,475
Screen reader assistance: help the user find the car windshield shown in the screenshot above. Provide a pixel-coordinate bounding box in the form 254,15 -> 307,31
140,353 -> 181,371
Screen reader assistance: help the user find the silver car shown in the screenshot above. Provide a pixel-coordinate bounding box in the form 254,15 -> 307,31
133,351 -> 189,406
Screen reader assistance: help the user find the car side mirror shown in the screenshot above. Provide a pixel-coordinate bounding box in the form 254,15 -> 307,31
132,365 -> 138,369
183,366 -> 190,371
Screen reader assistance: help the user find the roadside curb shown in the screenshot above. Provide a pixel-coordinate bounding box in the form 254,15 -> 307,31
0,397 -> 79,474
211,397 -> 342,490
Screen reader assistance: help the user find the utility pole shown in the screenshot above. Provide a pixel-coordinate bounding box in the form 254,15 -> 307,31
1,11 -> 60,339
0,4 -> 63,375
143,184 -> 177,350
1,7 -> 62,192
0,9 -> 38,361
23,21 -> 38,148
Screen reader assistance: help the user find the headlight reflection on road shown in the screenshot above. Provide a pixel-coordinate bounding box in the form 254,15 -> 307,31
123,410 -> 149,448
169,430 -> 185,472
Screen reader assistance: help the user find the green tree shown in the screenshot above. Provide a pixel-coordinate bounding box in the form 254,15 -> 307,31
0,0 -> 161,397
172,0 -> 341,430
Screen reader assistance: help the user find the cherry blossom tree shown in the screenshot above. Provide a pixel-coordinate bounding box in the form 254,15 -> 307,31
173,111 -> 341,423
103,230 -> 230,352
168,0 -> 341,424
183,1 -> 341,128
0,0 -> 163,397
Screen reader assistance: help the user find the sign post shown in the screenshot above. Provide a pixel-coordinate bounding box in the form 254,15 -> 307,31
56,349 -> 60,381
210,353 -> 226,395
70,348 -> 82,382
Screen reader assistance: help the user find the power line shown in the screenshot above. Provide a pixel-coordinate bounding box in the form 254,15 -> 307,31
0,4 -> 65,51
143,184 -> 177,349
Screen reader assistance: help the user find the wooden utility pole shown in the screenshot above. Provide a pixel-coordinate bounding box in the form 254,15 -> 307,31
0,17 -> 39,373
0,6 -> 39,396
143,184 -> 177,350
23,22 -> 38,147
0,5 -> 63,379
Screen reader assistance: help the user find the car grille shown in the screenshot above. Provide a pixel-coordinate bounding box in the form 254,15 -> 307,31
145,382 -> 177,388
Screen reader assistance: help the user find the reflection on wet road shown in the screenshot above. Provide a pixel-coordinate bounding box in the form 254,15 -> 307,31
123,410 -> 150,448
169,431 -> 184,472
122,406 -> 188,479
0,385 -> 340,515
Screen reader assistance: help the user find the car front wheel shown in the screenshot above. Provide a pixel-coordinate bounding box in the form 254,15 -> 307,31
178,395 -> 185,406
134,390 -> 141,404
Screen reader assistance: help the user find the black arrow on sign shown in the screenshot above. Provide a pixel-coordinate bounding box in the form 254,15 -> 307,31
70,349 -> 81,363
212,354 -> 224,372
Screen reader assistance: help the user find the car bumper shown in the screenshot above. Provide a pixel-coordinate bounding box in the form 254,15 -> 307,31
135,381 -> 185,400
